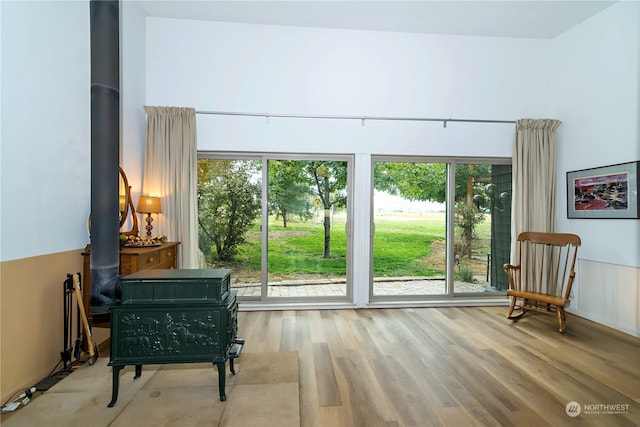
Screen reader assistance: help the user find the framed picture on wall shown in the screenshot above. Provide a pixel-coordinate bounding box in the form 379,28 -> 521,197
567,161 -> 639,219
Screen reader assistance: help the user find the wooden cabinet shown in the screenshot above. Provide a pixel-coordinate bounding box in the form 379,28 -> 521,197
119,242 -> 179,275
81,242 -> 180,327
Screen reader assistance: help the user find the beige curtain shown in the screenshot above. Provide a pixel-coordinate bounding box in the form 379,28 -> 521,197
143,106 -> 199,268
511,118 -> 561,257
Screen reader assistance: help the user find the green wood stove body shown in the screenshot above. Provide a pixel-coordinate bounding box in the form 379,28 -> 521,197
107,269 -> 243,407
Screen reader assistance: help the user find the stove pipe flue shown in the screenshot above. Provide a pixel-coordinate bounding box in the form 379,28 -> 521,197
90,0 -> 120,315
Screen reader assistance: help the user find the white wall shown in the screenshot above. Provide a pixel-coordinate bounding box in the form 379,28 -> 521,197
554,0 -> 640,267
0,0 -> 148,262
146,20 -> 551,119
121,1 -> 147,200
552,1 -> 640,336
1,1 -> 90,262
145,19 -> 551,158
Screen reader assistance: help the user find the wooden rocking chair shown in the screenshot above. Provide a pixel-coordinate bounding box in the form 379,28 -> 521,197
503,232 -> 581,332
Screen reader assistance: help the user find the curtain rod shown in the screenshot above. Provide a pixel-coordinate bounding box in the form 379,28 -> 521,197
195,110 -> 516,128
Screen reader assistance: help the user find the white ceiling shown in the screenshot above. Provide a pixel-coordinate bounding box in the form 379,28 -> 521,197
134,0 -> 617,39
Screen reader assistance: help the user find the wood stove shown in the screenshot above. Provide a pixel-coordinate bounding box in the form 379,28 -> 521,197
107,269 -> 243,407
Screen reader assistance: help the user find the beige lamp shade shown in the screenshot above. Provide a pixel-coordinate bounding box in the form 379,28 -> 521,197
137,196 -> 161,214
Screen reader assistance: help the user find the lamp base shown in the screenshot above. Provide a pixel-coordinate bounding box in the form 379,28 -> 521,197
145,213 -> 154,238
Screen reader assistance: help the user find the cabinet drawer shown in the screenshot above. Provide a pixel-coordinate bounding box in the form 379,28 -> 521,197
160,247 -> 176,266
138,250 -> 161,269
120,257 -> 134,275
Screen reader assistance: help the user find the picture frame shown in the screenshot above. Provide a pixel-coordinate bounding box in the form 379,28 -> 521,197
567,161 -> 639,219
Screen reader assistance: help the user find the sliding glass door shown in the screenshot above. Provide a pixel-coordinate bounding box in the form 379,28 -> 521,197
198,153 -> 508,304
198,154 -> 352,302
371,157 -> 511,301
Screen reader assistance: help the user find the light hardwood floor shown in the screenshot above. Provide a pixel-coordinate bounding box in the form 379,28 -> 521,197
237,306 -> 640,426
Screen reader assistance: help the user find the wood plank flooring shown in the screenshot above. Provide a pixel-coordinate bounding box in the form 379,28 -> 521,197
237,306 -> 640,426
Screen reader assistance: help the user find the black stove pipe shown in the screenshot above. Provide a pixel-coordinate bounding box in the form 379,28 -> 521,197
90,0 -> 120,315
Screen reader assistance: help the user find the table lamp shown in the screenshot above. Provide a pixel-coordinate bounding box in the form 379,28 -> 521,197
137,196 -> 161,238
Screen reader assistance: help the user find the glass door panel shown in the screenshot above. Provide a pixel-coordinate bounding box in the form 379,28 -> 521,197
453,163 -> 511,294
267,159 -> 349,299
372,161 -> 447,298
197,158 -> 263,299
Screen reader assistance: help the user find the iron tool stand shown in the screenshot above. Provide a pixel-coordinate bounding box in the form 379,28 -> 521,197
61,273 -> 83,371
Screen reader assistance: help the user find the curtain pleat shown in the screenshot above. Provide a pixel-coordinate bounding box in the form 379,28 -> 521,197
143,106 -> 199,268
511,118 -> 561,260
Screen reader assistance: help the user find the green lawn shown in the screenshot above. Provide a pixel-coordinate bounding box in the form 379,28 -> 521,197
371,216 -> 445,276
210,213 -> 491,278
266,220 -> 347,276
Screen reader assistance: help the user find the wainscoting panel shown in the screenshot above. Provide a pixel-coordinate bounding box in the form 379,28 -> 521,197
570,258 -> 640,337
0,250 -> 84,403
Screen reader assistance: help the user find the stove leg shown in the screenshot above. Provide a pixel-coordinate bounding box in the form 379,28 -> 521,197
134,364 -> 142,379
215,362 -> 227,401
230,358 -> 236,375
108,365 -> 124,407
